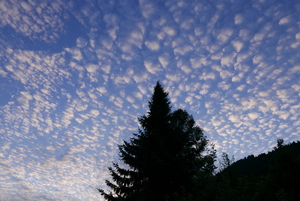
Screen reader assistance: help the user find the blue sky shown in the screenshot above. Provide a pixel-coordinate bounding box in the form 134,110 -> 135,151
1,0 -> 300,200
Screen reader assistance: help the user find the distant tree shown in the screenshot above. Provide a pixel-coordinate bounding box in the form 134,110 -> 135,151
214,152 -> 239,201
98,82 -> 216,201
273,138 -> 285,150
219,152 -> 235,172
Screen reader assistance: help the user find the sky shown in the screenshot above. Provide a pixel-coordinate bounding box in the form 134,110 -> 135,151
0,0 -> 300,200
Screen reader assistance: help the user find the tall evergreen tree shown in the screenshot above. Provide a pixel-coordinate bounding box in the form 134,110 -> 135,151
98,82 -> 216,201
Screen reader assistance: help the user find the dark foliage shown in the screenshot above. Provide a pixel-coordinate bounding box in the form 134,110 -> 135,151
215,139 -> 300,201
97,82 -> 300,201
98,82 -> 216,201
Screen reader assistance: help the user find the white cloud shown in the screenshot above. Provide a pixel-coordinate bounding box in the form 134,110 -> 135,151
199,89 -> 208,95
232,40 -> 243,52
144,61 -> 161,74
278,111 -> 290,120
162,26 -> 176,36
158,55 -> 170,68
90,109 -> 100,117
129,30 -> 144,49
199,84 -> 210,95
234,14 -> 243,25
20,1 -> 31,11
20,91 -> 33,101
292,84 -> 300,91
66,48 -> 82,61
275,76 -> 291,88
33,93 -> 44,102
222,53 -> 237,67
145,40 -> 160,51
76,37 -> 88,48
166,73 -> 181,82
200,72 -> 216,80
46,145 -> 56,152
207,13 -> 220,33
279,15 -> 291,25
104,13 -> 119,26
240,98 -> 258,109
61,107 -> 75,127
1,0 -> 66,42
218,81 -> 230,90
126,96 -> 135,103
235,53 -> 252,66
293,120 -> 300,126
258,91 -> 269,97
190,56 -> 209,68
258,105 -> 269,113
174,45 -> 193,56
236,84 -> 246,91
139,0 -> 155,19
220,69 -> 234,79
75,118 -> 84,124
185,96 -> 193,104
217,28 -> 234,44
96,86 -> 107,94
212,118 -> 222,127
267,68 -> 283,79
137,85 -> 147,95
288,65 -> 300,74
252,33 -> 264,43
85,63 -> 99,73
263,99 -> 276,108
134,71 -> 149,83
232,73 -> 243,82
276,89 -> 290,102
253,54 -> 265,64
100,65 -> 111,74
74,100 -> 88,112
180,65 -> 192,74
180,18 -> 194,30
248,112 -> 260,120
228,115 -> 239,123
212,65 -> 222,72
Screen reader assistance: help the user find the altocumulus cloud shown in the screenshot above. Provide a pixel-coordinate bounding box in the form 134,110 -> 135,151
0,0 -> 300,200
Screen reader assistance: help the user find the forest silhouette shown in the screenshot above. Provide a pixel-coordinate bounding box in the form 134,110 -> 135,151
99,82 -> 300,201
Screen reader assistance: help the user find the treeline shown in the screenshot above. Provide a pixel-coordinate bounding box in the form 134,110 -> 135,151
214,139 -> 300,201
98,82 -> 300,201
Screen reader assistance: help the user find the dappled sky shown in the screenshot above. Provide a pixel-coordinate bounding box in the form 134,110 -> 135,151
1,0 -> 300,200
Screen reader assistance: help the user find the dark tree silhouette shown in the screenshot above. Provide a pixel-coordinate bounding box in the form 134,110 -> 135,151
215,139 -> 300,201
219,152 -> 235,172
98,82 -> 216,201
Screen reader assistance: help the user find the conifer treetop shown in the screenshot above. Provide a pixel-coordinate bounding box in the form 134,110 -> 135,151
139,81 -> 172,131
99,81 -> 216,201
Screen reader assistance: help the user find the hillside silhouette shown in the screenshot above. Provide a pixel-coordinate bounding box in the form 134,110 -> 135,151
219,140 -> 300,178
215,139 -> 300,201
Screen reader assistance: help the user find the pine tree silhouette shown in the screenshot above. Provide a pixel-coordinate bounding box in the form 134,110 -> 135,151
99,82 -> 216,201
